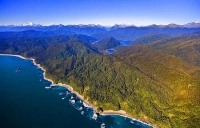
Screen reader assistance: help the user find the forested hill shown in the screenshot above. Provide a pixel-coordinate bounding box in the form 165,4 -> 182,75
148,34 -> 200,67
0,34 -> 200,128
91,37 -> 121,52
0,34 -> 98,56
131,34 -> 170,45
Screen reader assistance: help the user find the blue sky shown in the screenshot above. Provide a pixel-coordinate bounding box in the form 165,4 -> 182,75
0,0 -> 199,26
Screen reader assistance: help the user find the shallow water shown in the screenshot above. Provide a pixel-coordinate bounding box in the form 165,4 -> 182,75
0,55 -> 152,128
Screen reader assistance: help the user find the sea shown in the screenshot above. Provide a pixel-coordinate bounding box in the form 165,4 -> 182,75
0,55 -> 153,128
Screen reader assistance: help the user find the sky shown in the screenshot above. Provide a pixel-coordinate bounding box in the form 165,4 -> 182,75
0,0 -> 200,26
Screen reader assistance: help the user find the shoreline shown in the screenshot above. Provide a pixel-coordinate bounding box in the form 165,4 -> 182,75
101,110 -> 153,127
0,54 -> 155,128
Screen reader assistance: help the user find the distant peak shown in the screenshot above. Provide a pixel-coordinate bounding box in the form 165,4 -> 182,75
166,23 -> 182,28
15,22 -> 41,26
1,22 -> 200,28
147,24 -> 159,27
109,24 -> 135,30
25,22 -> 34,26
183,22 -> 200,28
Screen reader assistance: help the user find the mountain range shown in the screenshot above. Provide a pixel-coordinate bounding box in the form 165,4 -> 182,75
1,22 -> 200,28
1,22 -> 200,41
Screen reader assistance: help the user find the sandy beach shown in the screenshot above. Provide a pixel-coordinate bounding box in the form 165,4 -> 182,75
102,110 -> 154,127
0,53 -> 155,128
0,54 -> 27,59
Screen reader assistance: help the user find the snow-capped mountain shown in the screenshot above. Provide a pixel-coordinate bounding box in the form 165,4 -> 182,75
14,22 -> 42,26
2,22 -> 200,28
0,22 -> 200,39
109,24 -> 135,30
183,22 -> 200,28
0,23 -> 108,35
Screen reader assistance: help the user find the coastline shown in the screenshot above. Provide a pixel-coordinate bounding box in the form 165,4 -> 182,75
0,54 -> 155,128
101,110 -> 154,127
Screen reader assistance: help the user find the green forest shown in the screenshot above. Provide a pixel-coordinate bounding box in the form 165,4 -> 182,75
0,34 -> 200,128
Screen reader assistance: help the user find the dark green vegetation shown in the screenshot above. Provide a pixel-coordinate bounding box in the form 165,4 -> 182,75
148,34 -> 200,67
91,37 -> 121,53
0,33 -> 200,128
131,34 -> 170,45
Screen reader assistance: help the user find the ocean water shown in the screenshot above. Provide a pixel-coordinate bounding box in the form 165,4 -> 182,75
0,55 -> 153,128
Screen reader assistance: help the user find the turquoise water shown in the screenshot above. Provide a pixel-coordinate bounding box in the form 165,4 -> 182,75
0,55 -> 153,128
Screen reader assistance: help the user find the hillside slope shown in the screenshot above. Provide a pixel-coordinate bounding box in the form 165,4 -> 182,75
91,37 -> 121,53
131,34 -> 170,45
0,35 -> 199,128
148,34 -> 200,67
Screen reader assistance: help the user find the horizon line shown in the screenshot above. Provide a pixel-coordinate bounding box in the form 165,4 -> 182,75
0,21 -> 199,27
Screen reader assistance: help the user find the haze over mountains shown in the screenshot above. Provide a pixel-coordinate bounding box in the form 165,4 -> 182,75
1,22 -> 200,42
1,22 -> 200,28
0,22 -> 200,128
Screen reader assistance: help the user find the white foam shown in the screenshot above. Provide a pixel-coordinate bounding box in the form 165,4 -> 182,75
83,102 -> 90,108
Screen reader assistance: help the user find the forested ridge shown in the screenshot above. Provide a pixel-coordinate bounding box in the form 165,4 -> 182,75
91,36 -> 121,53
0,34 -> 200,128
